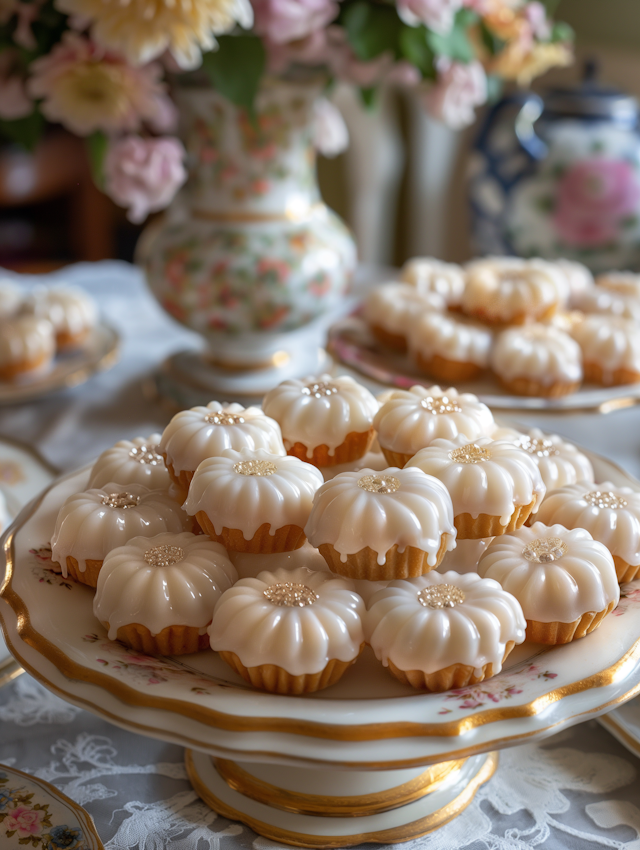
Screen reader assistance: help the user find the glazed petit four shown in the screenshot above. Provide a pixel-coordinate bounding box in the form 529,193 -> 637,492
262,374 -> 378,467
406,436 -> 546,538
88,434 -> 170,490
491,427 -> 594,492
596,271 -> 640,300
305,467 -> 456,580
373,385 -> 494,467
183,448 -> 324,553
400,257 -> 466,308
534,482 -> 640,582
94,532 -> 237,654
365,571 -> 526,691
555,259 -> 594,307
574,286 -> 640,322
363,283 -> 445,352
570,315 -> 640,386
24,284 -> 98,350
209,566 -> 365,693
490,324 -> 582,398
477,523 -> 619,644
51,483 -> 190,587
0,315 -> 55,381
159,401 -> 285,496
408,311 -> 493,382
462,257 -> 565,324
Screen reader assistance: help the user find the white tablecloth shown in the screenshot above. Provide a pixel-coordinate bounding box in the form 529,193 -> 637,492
1,261 -> 640,850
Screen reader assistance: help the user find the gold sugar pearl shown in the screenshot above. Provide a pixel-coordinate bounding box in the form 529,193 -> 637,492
420,395 -> 462,415
100,493 -> 140,509
204,412 -> 245,426
518,437 -> 559,458
417,584 -> 465,609
129,444 -> 163,465
144,545 -> 184,568
233,459 -> 276,477
301,381 -> 338,399
358,474 -> 401,494
584,490 -> 628,510
263,582 -> 318,607
522,537 -> 567,563
449,444 -> 491,464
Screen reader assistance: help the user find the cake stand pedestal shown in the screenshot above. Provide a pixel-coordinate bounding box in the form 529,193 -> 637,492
185,751 -> 497,847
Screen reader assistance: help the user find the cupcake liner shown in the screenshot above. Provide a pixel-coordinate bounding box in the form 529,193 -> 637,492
318,536 -> 451,581
160,455 -> 192,502
613,555 -> 640,584
219,648 -> 363,694
386,641 -> 516,692
370,323 -> 408,353
379,447 -> 413,468
583,361 -> 640,387
196,513 -> 306,553
525,600 -> 616,645
499,376 -> 580,399
455,500 -> 536,540
64,556 -> 103,588
112,622 -> 210,655
414,352 -> 484,383
286,428 -> 375,468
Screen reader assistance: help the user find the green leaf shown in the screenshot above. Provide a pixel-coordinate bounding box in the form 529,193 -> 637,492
359,86 -> 377,109
485,74 -> 503,104
202,35 -> 266,115
86,131 -> 109,190
427,7 -> 476,63
342,1 -> 402,61
551,21 -> 574,43
479,21 -> 506,57
0,111 -> 45,151
399,25 -> 436,79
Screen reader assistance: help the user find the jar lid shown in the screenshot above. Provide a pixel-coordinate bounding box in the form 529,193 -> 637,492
543,60 -> 638,123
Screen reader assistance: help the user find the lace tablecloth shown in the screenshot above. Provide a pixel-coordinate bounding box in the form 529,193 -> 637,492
1,261 -> 640,850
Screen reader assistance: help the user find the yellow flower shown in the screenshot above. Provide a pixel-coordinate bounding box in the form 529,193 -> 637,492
491,40 -> 573,86
54,0 -> 253,69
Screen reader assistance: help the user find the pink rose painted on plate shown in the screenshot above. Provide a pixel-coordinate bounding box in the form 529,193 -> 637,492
4,805 -> 45,838
554,158 -> 640,247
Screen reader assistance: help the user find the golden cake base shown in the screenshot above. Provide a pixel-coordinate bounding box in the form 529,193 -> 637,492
186,749 -> 498,847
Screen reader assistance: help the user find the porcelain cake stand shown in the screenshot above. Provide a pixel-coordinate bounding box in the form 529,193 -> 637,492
2,454 -> 640,847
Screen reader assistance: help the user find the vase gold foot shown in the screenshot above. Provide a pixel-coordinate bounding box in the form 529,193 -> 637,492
185,750 -> 498,848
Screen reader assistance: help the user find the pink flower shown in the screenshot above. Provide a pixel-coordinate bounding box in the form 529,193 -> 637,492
0,50 -> 32,120
4,806 -> 45,838
387,61 -> 422,87
313,97 -> 348,157
28,32 -> 173,136
554,158 -> 640,248
424,59 -> 487,129
525,1 -> 551,41
397,0 -> 462,34
104,136 -> 187,223
251,0 -> 338,44
263,28 -> 330,73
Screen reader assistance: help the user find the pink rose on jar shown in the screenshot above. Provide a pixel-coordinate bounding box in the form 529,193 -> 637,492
4,806 -> 45,838
554,158 -> 640,247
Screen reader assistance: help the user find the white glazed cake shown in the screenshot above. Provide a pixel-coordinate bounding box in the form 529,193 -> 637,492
574,285 -> 640,322
88,434 -> 170,490
534,482 -> 640,582
183,448 -> 324,553
365,571 -> 526,691
0,315 -> 56,381
490,324 -> 583,398
94,531 -> 238,654
462,257 -> 566,324
491,427 -> 594,492
570,315 -> 640,385
51,482 -> 190,586
408,311 -> 493,382
406,436 -> 546,538
159,401 -> 285,494
305,467 -> 456,580
208,565 -> 366,693
477,523 -> 620,644
0,279 -> 23,320
24,284 -> 98,349
373,385 -> 495,467
400,257 -> 466,307
596,271 -> 640,300
262,374 -> 378,466
363,283 -> 445,351
555,259 -> 594,307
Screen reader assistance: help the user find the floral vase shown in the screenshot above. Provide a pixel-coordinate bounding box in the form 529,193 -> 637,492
138,81 -> 357,402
